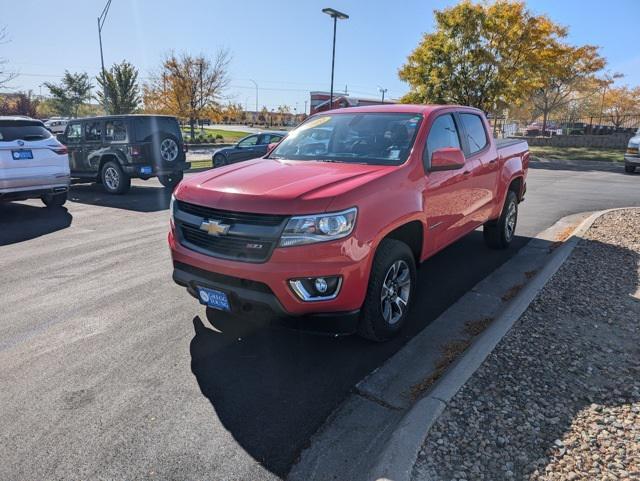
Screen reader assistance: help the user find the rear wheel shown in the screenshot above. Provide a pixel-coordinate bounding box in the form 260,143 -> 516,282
213,154 -> 227,168
101,161 -> 131,195
42,191 -> 67,208
625,164 -> 636,174
358,239 -> 416,342
484,190 -> 518,249
158,171 -> 184,188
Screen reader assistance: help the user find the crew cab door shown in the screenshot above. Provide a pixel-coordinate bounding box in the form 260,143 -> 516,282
457,113 -> 499,223
83,120 -> 104,173
423,112 -> 480,251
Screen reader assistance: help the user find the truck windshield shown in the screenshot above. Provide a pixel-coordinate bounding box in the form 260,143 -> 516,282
270,112 -> 423,165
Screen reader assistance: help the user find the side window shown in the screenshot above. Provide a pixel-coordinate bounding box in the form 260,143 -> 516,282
66,123 -> 82,143
105,120 -> 127,142
238,135 -> 258,147
85,121 -> 102,142
460,113 -> 488,154
424,114 -> 461,169
262,134 -> 282,144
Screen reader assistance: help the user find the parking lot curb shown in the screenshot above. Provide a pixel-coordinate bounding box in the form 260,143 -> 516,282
368,208 -> 628,481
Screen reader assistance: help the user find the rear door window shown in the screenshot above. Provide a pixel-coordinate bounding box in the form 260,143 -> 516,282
105,120 -> 127,142
66,123 -> 82,143
85,121 -> 103,142
460,113 -> 488,154
424,114 -> 461,169
0,120 -> 52,142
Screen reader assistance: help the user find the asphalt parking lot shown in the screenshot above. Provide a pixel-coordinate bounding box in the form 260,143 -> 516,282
1,160 -> 638,481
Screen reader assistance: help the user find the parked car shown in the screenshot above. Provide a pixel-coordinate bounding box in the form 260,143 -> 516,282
212,131 -> 286,167
44,118 -> 69,134
0,117 -> 70,207
169,105 -> 529,341
624,128 -> 640,173
59,115 -> 190,194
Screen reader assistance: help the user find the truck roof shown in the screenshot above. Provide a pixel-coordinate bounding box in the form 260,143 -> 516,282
321,104 -> 485,116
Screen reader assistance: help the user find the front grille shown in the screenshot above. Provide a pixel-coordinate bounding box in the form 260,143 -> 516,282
175,201 -> 288,263
177,201 -> 286,226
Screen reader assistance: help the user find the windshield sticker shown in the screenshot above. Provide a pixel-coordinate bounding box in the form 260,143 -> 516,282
389,149 -> 401,160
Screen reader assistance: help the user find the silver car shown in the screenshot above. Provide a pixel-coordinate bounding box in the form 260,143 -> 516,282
624,129 -> 640,174
0,117 -> 70,207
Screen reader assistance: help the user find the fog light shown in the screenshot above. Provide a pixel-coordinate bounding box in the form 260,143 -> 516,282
315,277 -> 328,293
289,276 -> 342,301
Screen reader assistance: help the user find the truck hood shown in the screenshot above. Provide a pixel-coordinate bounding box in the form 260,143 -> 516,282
176,157 -> 394,214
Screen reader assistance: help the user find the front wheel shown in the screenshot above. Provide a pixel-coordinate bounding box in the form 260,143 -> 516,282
42,191 -> 67,208
357,239 -> 416,342
101,161 -> 131,195
158,171 -> 184,188
213,154 -> 227,168
484,190 -> 518,249
625,164 -> 636,174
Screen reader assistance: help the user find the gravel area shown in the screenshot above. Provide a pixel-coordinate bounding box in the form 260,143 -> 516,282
413,209 -> 640,481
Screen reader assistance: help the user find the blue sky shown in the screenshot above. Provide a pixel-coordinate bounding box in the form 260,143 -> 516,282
2,0 -> 639,112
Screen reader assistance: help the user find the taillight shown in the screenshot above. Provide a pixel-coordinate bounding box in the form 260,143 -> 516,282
128,145 -> 142,157
50,146 -> 68,155
183,143 -> 188,153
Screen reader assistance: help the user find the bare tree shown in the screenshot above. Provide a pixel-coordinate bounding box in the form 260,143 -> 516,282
0,26 -> 17,89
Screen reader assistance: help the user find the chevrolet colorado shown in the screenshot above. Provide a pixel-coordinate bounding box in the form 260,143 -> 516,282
169,105 -> 529,341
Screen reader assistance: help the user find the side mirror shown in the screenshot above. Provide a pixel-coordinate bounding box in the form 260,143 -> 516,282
57,133 -> 67,144
429,147 -> 465,172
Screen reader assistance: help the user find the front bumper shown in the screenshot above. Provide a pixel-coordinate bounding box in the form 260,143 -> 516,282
123,161 -> 191,177
624,155 -> 640,165
169,229 -> 373,317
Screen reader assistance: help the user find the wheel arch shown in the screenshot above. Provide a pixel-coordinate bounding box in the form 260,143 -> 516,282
379,219 -> 424,264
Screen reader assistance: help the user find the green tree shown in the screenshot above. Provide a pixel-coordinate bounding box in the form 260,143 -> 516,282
44,71 -> 93,117
96,60 -> 141,114
399,0 -> 568,115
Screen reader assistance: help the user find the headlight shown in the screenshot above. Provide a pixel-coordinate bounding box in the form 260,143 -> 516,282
279,208 -> 357,247
169,194 -> 176,219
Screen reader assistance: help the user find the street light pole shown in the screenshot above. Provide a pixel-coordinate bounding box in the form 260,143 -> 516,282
378,86 -> 388,103
97,0 -> 112,112
322,8 -> 348,110
248,78 -> 258,116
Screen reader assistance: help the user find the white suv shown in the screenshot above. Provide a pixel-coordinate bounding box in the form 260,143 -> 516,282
0,117 -> 70,207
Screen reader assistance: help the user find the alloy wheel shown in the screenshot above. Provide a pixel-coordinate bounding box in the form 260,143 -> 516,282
380,260 -> 411,325
104,166 -> 120,190
160,138 -> 178,161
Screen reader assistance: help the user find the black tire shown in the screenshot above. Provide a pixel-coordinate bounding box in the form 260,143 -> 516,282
158,171 -> 184,188
101,161 -> 131,195
213,154 -> 227,168
625,164 -> 636,174
484,190 -> 518,249
42,191 -> 67,208
357,239 -> 416,342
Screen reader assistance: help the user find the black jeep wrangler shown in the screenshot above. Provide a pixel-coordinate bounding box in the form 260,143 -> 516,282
60,115 -> 190,194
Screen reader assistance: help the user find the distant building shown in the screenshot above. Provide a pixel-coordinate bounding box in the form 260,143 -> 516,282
310,91 -> 396,115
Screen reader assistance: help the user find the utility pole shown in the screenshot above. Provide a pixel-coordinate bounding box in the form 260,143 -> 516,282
322,8 -> 349,110
97,0 -> 112,113
378,86 -> 388,103
248,79 -> 258,117
199,60 -> 204,132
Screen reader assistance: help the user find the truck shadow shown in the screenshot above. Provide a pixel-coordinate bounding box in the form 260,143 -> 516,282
188,230 -> 534,477
68,182 -> 172,213
0,202 -> 72,246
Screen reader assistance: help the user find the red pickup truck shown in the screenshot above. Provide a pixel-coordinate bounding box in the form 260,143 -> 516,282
169,105 -> 528,341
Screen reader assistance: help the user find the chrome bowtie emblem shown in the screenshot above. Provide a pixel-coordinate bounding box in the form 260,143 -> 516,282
17,140 -> 24,146
199,219 -> 230,236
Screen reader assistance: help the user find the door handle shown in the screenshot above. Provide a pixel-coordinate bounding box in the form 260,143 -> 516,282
463,170 -> 471,175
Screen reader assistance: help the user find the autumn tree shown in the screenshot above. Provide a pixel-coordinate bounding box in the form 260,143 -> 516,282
601,86 -> 640,129
0,92 -> 39,117
44,71 -> 93,117
399,1 -> 570,115
222,102 -> 243,123
143,50 -> 230,138
96,60 -> 141,114
530,45 -> 605,133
